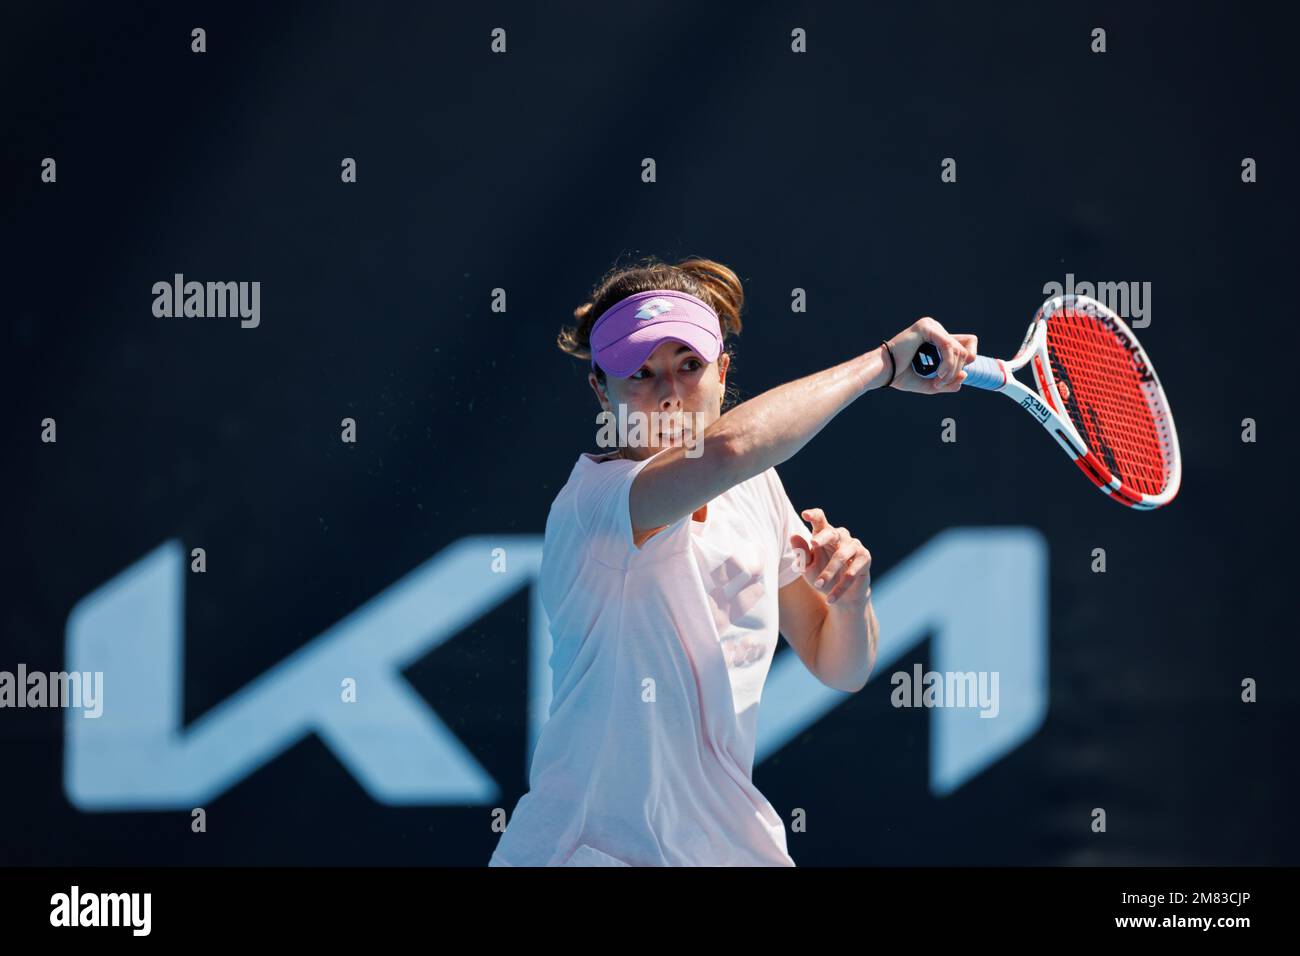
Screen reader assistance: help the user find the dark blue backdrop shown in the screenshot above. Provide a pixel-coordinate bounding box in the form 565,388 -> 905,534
2,0 -> 1295,865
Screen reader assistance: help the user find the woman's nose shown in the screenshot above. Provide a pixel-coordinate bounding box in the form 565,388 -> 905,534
657,378 -> 682,407
659,391 -> 682,410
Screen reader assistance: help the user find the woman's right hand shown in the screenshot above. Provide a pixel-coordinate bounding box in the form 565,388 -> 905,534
884,317 -> 978,394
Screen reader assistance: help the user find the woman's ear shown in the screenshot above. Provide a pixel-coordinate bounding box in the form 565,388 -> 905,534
588,371 -> 611,411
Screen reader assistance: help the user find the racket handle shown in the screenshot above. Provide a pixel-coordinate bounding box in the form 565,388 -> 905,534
910,343 -> 1004,390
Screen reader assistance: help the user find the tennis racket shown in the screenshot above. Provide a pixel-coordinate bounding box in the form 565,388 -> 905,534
911,293 -> 1181,510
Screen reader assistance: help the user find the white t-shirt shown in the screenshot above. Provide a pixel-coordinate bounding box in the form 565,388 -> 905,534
489,446 -> 814,866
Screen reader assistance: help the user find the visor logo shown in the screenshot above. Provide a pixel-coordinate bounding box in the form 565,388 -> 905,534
634,298 -> 676,321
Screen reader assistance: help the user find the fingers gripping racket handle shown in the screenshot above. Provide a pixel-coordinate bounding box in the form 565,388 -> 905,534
911,343 -> 1004,390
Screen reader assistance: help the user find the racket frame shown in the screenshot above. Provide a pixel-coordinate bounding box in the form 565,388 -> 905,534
972,294 -> 1181,510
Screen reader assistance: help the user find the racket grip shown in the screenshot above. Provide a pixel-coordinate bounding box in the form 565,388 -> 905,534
910,343 -> 1004,390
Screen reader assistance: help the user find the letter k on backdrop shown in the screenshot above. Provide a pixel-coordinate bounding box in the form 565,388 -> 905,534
64,530 -> 1047,811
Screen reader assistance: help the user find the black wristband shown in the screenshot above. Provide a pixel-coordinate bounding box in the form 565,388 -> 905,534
880,340 -> 898,386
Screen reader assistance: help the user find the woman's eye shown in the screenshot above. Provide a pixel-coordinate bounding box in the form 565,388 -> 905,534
629,360 -> 698,379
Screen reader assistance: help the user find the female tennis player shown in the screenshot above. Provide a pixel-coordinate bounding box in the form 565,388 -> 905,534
489,256 -> 977,867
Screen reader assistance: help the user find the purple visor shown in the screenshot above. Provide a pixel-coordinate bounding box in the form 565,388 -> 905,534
589,289 -> 723,378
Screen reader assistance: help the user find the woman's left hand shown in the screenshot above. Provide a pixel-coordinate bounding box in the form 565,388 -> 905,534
792,508 -> 873,607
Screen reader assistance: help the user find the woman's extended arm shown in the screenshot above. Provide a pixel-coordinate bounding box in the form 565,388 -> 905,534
629,318 -> 976,537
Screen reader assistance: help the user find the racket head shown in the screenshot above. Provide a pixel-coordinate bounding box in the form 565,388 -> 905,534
1025,294 -> 1181,509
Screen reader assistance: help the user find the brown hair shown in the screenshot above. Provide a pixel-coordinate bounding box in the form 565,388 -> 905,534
558,255 -> 744,409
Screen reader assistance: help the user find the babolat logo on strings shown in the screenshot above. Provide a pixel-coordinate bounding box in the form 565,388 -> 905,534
1094,310 -> 1155,383
1020,394 -> 1051,423
634,298 -> 676,321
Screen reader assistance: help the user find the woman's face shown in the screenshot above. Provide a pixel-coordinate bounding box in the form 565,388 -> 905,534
589,340 -> 730,461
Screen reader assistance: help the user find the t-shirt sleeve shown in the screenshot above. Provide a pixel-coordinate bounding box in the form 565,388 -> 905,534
768,467 -> 815,588
572,450 -> 688,566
